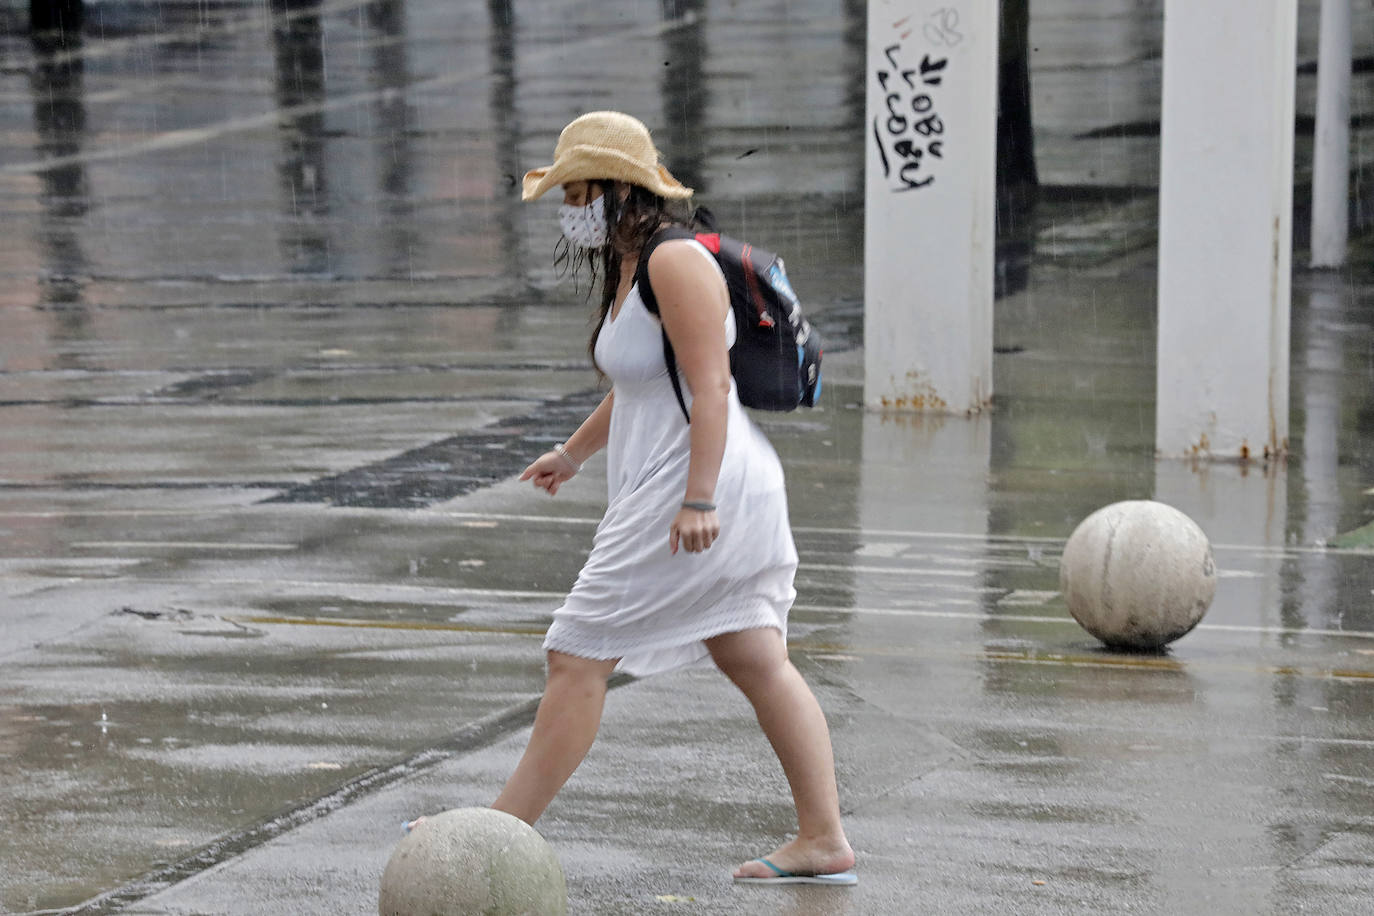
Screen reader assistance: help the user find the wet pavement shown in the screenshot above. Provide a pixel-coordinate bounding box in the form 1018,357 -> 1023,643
3,0 -> 1374,913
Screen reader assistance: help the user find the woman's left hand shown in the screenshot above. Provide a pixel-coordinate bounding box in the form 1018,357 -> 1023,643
669,506 -> 720,555
519,451 -> 578,496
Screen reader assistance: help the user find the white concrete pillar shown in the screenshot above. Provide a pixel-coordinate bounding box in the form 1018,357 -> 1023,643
864,1 -> 997,414
1156,0 -> 1296,461
1310,0 -> 1353,268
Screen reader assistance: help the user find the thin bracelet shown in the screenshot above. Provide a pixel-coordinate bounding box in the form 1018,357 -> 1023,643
552,443 -> 582,473
681,500 -> 716,512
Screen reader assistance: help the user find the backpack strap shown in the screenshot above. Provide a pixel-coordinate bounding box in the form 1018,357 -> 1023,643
634,226 -> 698,424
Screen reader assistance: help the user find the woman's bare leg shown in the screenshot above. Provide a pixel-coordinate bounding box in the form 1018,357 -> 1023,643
705,627 -> 854,878
492,650 -> 620,825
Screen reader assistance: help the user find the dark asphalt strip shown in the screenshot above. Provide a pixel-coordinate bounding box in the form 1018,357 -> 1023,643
266,387 -> 605,508
63,673 -> 634,916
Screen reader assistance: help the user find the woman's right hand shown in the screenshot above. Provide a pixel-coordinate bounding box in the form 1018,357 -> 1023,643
519,451 -> 579,496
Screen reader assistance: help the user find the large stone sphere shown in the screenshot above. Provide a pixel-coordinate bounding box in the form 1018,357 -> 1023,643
1059,500 -> 1216,650
379,808 -> 567,916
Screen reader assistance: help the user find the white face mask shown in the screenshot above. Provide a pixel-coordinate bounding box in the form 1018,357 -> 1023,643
558,194 -> 610,248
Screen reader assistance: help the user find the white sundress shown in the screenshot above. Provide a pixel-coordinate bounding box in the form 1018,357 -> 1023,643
542,241 -> 798,677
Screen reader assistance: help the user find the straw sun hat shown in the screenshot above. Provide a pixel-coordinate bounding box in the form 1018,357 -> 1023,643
521,111 -> 693,202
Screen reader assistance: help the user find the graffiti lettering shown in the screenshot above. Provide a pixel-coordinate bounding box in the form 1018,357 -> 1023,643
872,38 -> 949,193
923,8 -> 963,47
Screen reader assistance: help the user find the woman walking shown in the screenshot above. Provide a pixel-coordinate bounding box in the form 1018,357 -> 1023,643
502,111 -> 854,885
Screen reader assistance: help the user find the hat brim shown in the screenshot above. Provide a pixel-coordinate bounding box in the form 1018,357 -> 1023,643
522,144 -> 693,202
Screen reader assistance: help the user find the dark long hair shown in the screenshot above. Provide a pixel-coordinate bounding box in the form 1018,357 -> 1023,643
553,180 -> 692,372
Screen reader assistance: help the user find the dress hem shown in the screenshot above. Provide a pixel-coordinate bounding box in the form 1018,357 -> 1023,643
542,597 -> 787,673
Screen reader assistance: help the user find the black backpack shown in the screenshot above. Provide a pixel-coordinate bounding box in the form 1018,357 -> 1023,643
634,221 -> 823,423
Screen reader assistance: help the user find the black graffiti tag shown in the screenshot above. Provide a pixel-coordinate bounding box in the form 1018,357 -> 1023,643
873,41 -> 948,192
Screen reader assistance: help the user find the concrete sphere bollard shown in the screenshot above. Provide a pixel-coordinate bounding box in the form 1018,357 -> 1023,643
379,808 -> 567,916
1059,500 -> 1216,650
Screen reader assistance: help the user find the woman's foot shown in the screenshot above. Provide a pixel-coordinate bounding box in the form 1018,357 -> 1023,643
733,835 -> 855,881
401,816 -> 426,835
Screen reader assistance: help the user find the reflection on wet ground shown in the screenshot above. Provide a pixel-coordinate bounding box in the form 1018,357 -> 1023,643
2,0 -> 1374,912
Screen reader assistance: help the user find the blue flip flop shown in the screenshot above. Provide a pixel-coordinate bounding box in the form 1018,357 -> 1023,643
733,858 -> 858,886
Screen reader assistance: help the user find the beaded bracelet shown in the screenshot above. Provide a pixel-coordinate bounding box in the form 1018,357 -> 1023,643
681,500 -> 717,512
552,443 -> 582,473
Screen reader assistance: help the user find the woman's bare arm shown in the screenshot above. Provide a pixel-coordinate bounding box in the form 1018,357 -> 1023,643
519,390 -> 613,496
563,389 -> 614,464
649,240 -> 731,553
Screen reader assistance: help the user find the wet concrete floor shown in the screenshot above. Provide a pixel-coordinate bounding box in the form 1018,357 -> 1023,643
2,1 -> 1374,913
